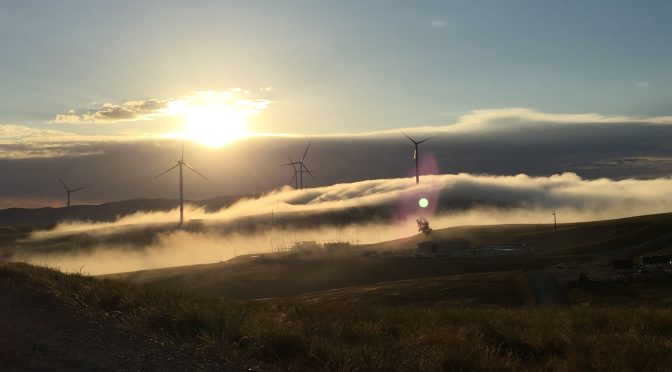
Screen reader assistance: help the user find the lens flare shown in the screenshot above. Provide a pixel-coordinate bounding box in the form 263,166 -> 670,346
419,197 -> 429,208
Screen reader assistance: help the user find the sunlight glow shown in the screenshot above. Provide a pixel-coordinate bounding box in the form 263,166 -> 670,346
182,104 -> 248,147
168,91 -> 268,148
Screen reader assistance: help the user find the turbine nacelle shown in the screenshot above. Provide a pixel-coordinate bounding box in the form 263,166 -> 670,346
58,177 -> 86,207
400,131 -> 439,184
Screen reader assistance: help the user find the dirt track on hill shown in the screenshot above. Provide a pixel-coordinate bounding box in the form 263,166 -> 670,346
0,275 -> 231,371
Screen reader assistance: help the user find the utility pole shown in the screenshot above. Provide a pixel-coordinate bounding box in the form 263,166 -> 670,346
552,211 -> 557,233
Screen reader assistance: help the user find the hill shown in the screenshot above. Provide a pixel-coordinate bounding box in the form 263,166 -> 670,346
0,195 -> 247,227
4,261 -> 672,371
104,212 -> 672,300
106,255 -> 558,299
0,262 -> 230,371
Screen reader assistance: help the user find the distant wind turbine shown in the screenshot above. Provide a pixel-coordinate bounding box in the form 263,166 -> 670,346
57,178 -> 86,207
283,155 -> 300,189
154,141 -> 211,224
282,143 -> 315,190
401,131 -> 438,184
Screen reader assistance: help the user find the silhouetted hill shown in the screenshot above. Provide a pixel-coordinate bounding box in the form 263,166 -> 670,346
0,195 -> 248,227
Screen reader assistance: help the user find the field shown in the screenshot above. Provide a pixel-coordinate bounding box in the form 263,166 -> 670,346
4,213 -> 672,370
3,261 -> 672,371
96,212 -> 672,303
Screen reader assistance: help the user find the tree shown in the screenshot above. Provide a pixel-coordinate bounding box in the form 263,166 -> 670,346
417,217 -> 432,236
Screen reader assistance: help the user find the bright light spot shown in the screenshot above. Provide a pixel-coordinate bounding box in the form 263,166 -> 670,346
181,104 -> 248,147
167,91 -> 268,148
419,197 -> 429,208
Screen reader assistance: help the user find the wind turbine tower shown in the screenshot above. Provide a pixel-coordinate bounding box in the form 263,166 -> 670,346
58,178 -> 86,207
284,155 -> 300,189
401,131 -> 438,184
154,142 -> 211,224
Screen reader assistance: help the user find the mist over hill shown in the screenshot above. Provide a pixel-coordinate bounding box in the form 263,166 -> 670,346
0,195 -> 246,227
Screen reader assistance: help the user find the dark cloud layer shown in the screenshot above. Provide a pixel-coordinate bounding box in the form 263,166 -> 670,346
2,120 -> 672,209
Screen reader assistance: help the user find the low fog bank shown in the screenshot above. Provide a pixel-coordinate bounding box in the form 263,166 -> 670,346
11,172 -> 672,274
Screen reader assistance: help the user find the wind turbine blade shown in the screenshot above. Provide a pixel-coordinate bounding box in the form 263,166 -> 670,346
289,173 -> 296,185
282,156 -> 299,170
70,186 -> 86,193
57,177 -> 69,191
282,163 -> 300,172
183,162 -> 212,183
181,140 -> 185,162
301,142 -> 311,162
304,167 -> 316,181
413,149 -> 417,160
400,130 -> 417,144
417,134 -> 440,144
154,164 -> 179,179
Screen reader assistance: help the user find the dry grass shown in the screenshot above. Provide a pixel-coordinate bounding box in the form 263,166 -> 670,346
109,254 -> 558,299
3,261 -> 672,371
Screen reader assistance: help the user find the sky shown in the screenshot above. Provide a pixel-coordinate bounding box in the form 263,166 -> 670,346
1,1 -> 672,208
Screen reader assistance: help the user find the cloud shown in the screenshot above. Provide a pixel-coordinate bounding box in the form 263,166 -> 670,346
6,106 -> 672,204
46,101 -> 672,139
0,124 -> 92,158
0,124 -> 80,142
51,90 -> 271,124
637,82 -> 651,88
426,108 -> 672,133
297,108 -> 672,138
430,20 -> 447,28
4,115 -> 672,203
52,114 -> 81,124
28,172 -> 672,239
52,98 -> 170,123
165,90 -> 271,116
0,124 -> 128,158
16,172 -> 672,274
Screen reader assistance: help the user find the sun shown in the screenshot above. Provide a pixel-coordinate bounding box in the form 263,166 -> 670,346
180,103 -> 249,147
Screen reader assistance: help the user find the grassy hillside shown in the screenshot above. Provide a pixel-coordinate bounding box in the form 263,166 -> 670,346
100,212 -> 672,300
370,212 -> 672,257
108,254 -> 559,299
4,261 -> 672,371
288,270 -> 532,307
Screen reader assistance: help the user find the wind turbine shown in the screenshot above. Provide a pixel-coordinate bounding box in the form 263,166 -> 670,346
154,141 -> 210,224
283,155 -> 300,189
401,131 -> 438,184
57,178 -> 86,207
282,143 -> 315,189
